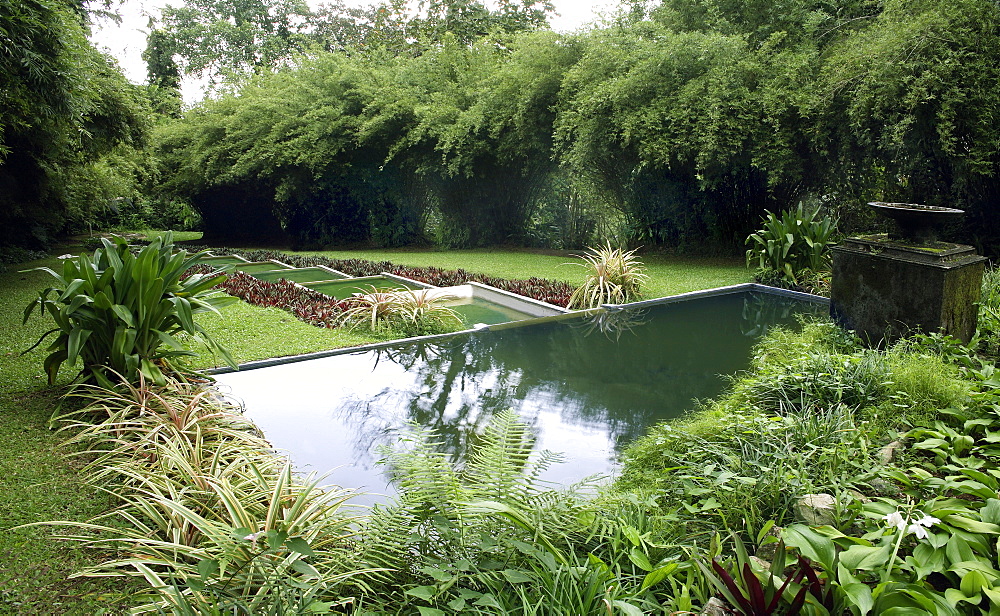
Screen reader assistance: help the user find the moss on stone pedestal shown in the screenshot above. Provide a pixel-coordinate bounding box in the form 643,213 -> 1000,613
830,237 -> 986,345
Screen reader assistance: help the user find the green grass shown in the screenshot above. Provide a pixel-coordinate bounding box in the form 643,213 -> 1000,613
137,230 -> 203,243
190,302 -> 392,370
0,254 -> 136,614
0,246 -> 381,613
302,248 -> 750,299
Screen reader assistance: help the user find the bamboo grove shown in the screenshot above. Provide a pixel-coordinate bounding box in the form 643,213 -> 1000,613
3,0 -> 999,254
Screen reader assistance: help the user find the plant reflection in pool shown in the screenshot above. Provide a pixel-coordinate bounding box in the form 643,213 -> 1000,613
212,288 -> 825,506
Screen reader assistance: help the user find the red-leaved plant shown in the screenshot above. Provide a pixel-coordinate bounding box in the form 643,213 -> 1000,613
187,267 -> 349,329
194,248 -> 576,307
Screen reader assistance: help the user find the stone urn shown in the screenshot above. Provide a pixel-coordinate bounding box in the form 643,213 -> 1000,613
868,202 -> 964,244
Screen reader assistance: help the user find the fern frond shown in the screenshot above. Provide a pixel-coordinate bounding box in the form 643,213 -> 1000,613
463,409 -> 539,504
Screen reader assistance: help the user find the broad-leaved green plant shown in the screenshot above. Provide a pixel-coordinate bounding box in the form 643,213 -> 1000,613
746,203 -> 836,285
23,233 -> 235,386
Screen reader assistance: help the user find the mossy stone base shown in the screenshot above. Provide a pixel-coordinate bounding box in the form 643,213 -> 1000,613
831,236 -> 986,344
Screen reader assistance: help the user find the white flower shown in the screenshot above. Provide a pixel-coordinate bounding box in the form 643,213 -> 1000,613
907,523 -> 930,539
915,514 -> 940,527
243,531 -> 263,542
883,511 -> 907,531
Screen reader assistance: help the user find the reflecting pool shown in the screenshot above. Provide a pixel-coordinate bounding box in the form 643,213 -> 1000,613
214,289 -> 824,503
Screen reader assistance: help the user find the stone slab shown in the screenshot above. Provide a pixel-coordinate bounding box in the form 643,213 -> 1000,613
830,237 -> 986,344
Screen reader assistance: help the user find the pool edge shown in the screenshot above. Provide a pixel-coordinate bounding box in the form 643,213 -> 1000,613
202,283 -> 828,375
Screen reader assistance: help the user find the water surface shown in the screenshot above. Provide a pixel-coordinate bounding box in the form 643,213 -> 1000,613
214,291 -> 821,503
304,276 -> 425,300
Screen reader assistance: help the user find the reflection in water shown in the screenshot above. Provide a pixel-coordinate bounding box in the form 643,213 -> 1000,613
573,307 -> 649,341
741,293 -> 802,337
214,291 -> 822,505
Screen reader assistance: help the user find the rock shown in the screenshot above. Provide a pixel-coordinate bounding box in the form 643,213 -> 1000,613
870,478 -> 898,496
848,489 -> 870,503
794,493 -> 837,526
879,439 -> 906,464
754,525 -> 783,561
700,597 -> 731,616
751,555 -> 772,572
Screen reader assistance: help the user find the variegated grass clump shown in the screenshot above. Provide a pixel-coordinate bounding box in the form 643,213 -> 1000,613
336,287 -> 464,336
34,378 -> 374,613
566,243 -> 649,309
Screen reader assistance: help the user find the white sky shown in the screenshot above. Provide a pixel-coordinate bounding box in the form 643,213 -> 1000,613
91,0 -> 620,92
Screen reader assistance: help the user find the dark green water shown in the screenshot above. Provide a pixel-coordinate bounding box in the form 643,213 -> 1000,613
253,267 -> 347,284
215,291 -> 823,502
443,296 -> 536,326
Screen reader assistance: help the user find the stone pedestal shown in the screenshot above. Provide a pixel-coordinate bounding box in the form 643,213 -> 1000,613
831,236 -> 987,345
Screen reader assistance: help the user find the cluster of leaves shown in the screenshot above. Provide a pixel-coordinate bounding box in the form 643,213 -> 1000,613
754,359 -> 1000,615
357,410 -> 670,614
40,380 -> 718,614
566,243 -> 649,309
154,0 -> 557,87
32,288 -> 1000,613
616,320 -> 975,607
22,234 -> 235,387
2,0 -> 152,251
37,377 -> 369,613
147,0 -> 1000,254
976,266 -> 1000,356
746,203 -> 837,294
212,269 -> 348,328
336,287 -> 464,337
208,247 -> 577,307
0,245 -> 48,272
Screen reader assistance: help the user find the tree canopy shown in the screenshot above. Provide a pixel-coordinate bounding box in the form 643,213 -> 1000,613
3,0 -> 998,255
1,0 -> 150,250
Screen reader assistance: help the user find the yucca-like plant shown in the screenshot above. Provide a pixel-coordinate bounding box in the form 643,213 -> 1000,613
746,203 -> 837,285
22,233 -> 236,386
336,287 -> 463,336
566,243 -> 649,309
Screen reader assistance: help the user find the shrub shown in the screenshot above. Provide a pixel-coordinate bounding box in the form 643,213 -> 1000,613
22,233 -> 235,386
215,270 -> 347,328
746,203 -> 837,288
336,288 -> 464,337
566,243 -> 649,309
45,378 -> 368,613
617,319 -> 972,535
978,265 -> 1000,356
359,410 -> 659,614
0,245 -> 48,272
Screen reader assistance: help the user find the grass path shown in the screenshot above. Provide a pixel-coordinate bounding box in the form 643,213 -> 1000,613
0,256 -> 136,613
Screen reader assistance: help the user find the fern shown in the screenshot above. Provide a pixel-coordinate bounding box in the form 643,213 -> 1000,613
463,409 -> 546,502
358,410 -> 604,609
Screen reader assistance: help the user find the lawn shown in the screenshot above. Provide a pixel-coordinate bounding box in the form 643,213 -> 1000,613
0,239 -> 749,612
301,248 -> 751,299
0,248 -> 385,612
0,254 -> 136,614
